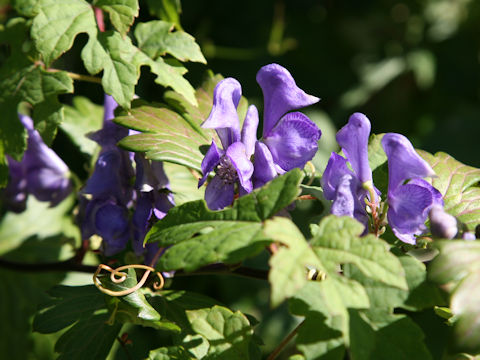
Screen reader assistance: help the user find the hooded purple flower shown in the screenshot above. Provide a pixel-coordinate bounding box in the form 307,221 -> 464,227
80,95 -> 134,256
132,153 -> 174,263
321,113 -> 374,227
382,133 -> 443,244
253,64 -> 321,187
199,78 -> 258,210
4,114 -> 71,212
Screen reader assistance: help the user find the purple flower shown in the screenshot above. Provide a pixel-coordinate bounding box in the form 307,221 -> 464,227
382,133 -> 443,244
4,114 -> 71,212
321,113 -> 374,227
253,64 -> 321,187
80,95 -> 135,256
199,78 -> 258,210
132,154 -> 174,261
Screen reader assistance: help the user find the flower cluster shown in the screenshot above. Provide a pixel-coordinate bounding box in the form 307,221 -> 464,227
3,114 -> 72,212
199,64 -> 321,209
80,95 -> 174,260
322,113 -> 444,244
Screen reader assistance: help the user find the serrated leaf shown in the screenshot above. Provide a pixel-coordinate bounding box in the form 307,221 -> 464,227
135,20 -> 206,63
311,216 -> 408,290
94,0 -> 139,35
32,0 -> 97,66
185,305 -> 255,360
100,267 -> 180,332
264,217 -> 325,307
145,170 -> 303,272
419,151 -> 480,229
82,31 -> 137,109
60,96 -> 104,156
115,102 -> 213,171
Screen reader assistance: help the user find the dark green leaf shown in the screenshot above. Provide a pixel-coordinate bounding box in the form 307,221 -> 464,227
145,170 -> 303,272
148,346 -> 195,360
32,96 -> 63,146
349,310 -> 432,360
135,20 -> 206,63
419,151 -> 480,230
94,0 -> 139,35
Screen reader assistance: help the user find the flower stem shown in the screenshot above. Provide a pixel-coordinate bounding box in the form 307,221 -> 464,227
47,68 -> 103,84
267,320 -> 304,360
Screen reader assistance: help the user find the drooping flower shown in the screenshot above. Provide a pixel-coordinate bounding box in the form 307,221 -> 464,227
80,95 -> 134,256
3,114 -> 71,212
132,153 -> 174,263
382,133 -> 443,244
253,64 -> 321,187
199,78 -> 258,210
321,113 -> 374,227
429,204 -> 458,239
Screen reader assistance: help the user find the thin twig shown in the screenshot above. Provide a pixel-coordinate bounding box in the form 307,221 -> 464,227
46,68 -> 102,84
267,320 -> 304,360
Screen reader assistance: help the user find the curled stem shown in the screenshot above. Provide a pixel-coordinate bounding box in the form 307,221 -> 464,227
93,264 -> 164,297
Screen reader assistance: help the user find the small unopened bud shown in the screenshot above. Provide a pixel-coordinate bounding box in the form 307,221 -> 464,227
429,205 -> 458,239
462,232 -> 476,241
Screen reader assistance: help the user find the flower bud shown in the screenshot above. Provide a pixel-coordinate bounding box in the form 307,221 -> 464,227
429,205 -> 458,239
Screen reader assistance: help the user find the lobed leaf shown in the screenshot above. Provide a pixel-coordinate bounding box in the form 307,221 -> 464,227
135,20 -> 206,63
94,0 -> 139,35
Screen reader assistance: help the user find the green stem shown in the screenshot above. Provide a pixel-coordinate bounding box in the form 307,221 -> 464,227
267,320 -> 304,360
47,68 -> 102,84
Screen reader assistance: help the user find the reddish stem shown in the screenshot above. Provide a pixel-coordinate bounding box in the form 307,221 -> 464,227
94,7 -> 105,32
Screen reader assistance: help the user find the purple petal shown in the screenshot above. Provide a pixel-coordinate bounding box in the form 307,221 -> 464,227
204,175 -> 235,210
263,112 -> 321,172
3,157 -> 28,212
408,178 -> 444,207
226,141 -> 253,193
94,201 -> 130,256
135,154 -> 171,191
382,133 -> 436,191
152,191 -> 175,219
132,193 -> 153,253
103,94 -> 118,122
241,105 -> 259,158
256,64 -> 320,136
18,113 -> 34,131
199,140 -> 223,187
26,167 -> 71,205
336,113 -> 372,184
89,95 -> 128,147
253,141 -> 277,188
202,78 -> 241,149
388,183 -> 434,244
321,152 -> 355,200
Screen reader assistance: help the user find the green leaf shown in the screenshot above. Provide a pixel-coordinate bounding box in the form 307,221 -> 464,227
163,162 -> 205,205
33,285 -> 121,360
419,151 -> 480,230
349,310 -> 432,360
428,240 -> 480,353
31,0 -> 97,66
148,346 -> 195,360
135,20 -> 206,63
100,267 -> 181,332
185,305 -> 255,360
311,216 -> 408,290
12,0 -> 38,16
60,96 -> 104,156
32,96 -> 63,145
264,217 -> 325,307
82,31 -> 138,109
146,0 -> 182,29
115,102 -> 213,171
145,170 -> 303,272
94,0 -> 139,35
33,285 -> 106,333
